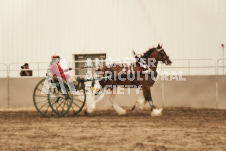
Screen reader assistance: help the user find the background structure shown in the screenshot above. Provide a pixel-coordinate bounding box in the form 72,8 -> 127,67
0,0 -> 225,63
0,0 -> 225,109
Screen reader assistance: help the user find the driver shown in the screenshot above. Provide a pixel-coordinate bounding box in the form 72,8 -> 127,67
47,55 -> 75,92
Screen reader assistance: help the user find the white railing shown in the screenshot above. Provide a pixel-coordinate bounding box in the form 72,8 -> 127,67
0,63 -> 9,78
0,58 -> 226,78
216,58 -> 226,75
161,59 -> 216,75
0,59 -> 225,77
1,59 -> 226,109
70,59 -> 218,76
7,62 -> 50,77
215,58 -> 226,108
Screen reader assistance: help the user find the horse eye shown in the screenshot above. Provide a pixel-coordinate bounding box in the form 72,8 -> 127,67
160,50 -> 165,55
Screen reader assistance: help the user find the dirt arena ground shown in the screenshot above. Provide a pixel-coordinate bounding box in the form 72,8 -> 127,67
0,108 -> 225,151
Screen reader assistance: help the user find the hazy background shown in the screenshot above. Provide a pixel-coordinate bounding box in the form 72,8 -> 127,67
0,0 -> 225,71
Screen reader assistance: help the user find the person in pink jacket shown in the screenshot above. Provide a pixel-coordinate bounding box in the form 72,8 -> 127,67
47,55 -> 75,92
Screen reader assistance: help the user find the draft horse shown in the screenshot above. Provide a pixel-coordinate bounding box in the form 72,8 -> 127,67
86,44 -> 172,116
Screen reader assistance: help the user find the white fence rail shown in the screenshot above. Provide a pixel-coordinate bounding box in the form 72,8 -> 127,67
7,62 -> 50,77
161,59 -> 216,75
0,63 -> 8,78
216,58 -> 226,75
0,59 -> 226,77
0,59 -> 226,109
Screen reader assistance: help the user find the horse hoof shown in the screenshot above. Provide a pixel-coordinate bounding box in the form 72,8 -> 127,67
85,108 -> 94,115
117,110 -> 127,116
150,108 -> 163,117
85,109 -> 89,115
131,109 -> 136,113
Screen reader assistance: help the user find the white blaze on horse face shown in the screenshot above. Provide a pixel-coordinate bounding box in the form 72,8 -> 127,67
164,60 -> 168,65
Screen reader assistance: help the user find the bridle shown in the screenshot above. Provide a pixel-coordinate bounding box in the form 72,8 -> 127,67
155,48 -> 170,64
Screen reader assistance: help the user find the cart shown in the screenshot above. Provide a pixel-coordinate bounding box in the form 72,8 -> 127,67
33,76 -> 87,118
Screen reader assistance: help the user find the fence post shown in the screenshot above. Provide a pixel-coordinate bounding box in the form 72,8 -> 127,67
37,62 -> 39,77
161,63 -> 165,107
215,60 -> 219,109
188,59 -> 190,75
7,64 -> 10,108
222,44 -> 225,74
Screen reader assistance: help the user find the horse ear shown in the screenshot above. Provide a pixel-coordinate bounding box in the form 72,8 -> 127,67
157,44 -> 161,49
132,50 -> 136,55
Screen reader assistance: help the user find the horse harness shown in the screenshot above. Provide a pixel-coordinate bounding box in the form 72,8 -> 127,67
132,51 -> 158,78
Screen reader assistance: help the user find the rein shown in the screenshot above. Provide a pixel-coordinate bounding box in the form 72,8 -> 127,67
133,50 -> 159,78
133,50 -> 152,72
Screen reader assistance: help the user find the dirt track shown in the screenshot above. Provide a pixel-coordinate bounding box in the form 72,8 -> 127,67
0,108 -> 226,151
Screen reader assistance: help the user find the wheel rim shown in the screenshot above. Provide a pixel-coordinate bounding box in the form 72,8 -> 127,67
48,88 -> 72,117
67,88 -> 86,116
33,78 -> 72,118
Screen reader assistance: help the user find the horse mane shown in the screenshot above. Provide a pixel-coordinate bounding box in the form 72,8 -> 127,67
141,47 -> 156,58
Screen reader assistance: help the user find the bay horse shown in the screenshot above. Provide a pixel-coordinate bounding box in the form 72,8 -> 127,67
86,44 -> 172,116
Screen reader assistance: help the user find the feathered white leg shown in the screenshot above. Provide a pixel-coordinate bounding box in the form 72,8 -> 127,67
150,108 -> 163,116
148,100 -> 163,116
86,94 -> 96,114
131,97 -> 146,113
85,80 -> 105,114
109,94 -> 127,115
136,97 -> 146,110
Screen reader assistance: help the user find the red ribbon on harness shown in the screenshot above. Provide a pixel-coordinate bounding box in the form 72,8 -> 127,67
137,67 -> 143,72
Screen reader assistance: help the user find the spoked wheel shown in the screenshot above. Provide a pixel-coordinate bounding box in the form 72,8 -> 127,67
67,87 -> 86,116
48,87 -> 73,117
33,78 -> 72,118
